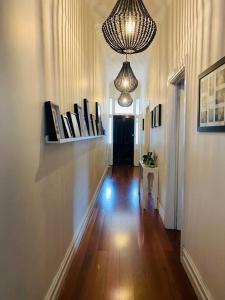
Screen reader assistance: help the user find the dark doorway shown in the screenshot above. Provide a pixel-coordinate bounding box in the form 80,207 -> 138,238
113,115 -> 134,165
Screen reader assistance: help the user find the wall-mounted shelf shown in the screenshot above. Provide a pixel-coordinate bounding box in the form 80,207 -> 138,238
45,135 -> 104,144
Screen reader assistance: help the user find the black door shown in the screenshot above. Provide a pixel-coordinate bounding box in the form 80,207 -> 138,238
113,115 -> 134,165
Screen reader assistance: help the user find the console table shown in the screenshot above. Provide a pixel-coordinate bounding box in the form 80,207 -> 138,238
139,161 -> 159,210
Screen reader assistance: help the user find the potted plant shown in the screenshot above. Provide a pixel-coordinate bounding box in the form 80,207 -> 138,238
142,152 -> 157,168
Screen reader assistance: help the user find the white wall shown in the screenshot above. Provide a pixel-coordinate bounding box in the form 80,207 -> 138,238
148,0 -> 225,298
0,0 -> 107,299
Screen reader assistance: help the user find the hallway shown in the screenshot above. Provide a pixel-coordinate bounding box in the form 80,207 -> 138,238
59,167 -> 196,300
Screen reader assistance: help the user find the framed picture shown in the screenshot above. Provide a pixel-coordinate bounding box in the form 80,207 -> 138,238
95,102 -> 101,123
153,107 -> 157,127
151,104 -> 162,128
83,99 -> 93,135
67,112 -> 80,138
93,116 -> 98,136
61,115 -> 73,138
74,104 -> 88,137
95,102 -> 102,135
155,107 -> 159,127
45,101 -> 65,141
151,110 -> 154,128
90,114 -> 96,136
198,56 -> 225,132
155,104 -> 162,127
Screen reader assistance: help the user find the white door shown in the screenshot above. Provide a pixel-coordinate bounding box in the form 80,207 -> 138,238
176,81 -> 185,230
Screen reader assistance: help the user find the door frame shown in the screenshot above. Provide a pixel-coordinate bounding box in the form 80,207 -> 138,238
113,115 -> 135,166
164,66 -> 187,251
175,80 -> 185,231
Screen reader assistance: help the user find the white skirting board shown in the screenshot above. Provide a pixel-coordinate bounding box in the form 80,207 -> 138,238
181,248 -> 213,300
44,166 -> 109,300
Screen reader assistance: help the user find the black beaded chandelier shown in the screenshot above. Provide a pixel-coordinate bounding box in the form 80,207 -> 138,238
118,92 -> 133,107
114,60 -> 138,93
102,0 -> 157,54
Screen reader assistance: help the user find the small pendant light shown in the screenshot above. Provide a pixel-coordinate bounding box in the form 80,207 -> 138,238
102,0 -> 157,54
118,92 -> 133,107
114,56 -> 138,93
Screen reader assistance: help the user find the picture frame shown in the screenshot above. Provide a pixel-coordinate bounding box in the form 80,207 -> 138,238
95,102 -> 102,135
90,114 -> 96,136
61,115 -> 73,138
95,102 -> 101,122
74,104 -> 88,137
155,104 -> 162,127
154,107 -> 157,127
198,56 -> 225,132
67,112 -> 80,138
83,99 -> 93,135
151,104 -> 162,128
45,101 -> 65,141
151,110 -> 154,128
93,116 -> 98,136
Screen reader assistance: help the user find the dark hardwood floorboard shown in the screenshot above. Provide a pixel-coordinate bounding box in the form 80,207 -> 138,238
59,166 -> 197,300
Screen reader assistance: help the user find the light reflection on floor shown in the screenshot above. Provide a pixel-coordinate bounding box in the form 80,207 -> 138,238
99,170 -> 141,254
99,177 -> 116,212
128,180 -> 139,212
99,174 -> 140,214
114,232 -> 130,249
111,287 -> 132,300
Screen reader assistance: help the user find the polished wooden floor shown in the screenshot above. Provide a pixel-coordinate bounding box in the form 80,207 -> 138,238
59,166 -> 197,300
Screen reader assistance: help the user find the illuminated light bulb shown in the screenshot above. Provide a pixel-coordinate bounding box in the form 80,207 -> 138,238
125,16 -> 136,36
123,78 -> 129,88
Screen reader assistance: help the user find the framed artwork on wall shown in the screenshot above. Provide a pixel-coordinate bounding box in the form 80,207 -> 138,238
151,110 -> 154,128
67,112 -> 80,138
90,114 -> 96,136
151,104 -> 162,128
95,102 -> 102,135
83,98 -> 93,135
198,56 -> 225,132
96,102 -> 101,123
154,107 -> 157,127
74,104 -> 89,137
74,104 -> 81,135
156,104 -> 162,127
45,101 -> 65,141
61,115 -> 73,138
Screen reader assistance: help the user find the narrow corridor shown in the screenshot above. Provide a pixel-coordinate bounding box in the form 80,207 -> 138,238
59,167 -> 196,300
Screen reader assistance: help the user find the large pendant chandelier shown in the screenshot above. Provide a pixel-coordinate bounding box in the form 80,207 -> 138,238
118,92 -> 133,107
114,59 -> 138,93
102,0 -> 157,54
